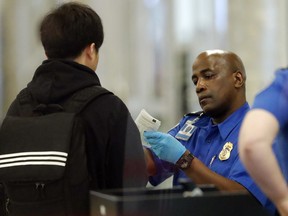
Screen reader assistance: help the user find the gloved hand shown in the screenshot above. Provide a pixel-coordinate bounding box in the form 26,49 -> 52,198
143,131 -> 186,164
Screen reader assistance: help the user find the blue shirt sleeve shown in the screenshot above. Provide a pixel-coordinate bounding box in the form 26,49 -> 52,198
253,68 -> 288,127
148,151 -> 175,186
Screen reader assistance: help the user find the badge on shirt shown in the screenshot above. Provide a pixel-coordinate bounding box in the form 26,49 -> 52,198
175,120 -> 195,141
218,142 -> 233,161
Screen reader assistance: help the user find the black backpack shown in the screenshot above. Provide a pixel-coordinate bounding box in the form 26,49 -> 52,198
0,85 -> 110,216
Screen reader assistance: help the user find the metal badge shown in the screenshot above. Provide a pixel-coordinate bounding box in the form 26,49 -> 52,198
218,142 -> 233,161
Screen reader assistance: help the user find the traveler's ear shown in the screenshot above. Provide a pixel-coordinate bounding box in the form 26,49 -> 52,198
234,71 -> 244,88
86,43 -> 96,60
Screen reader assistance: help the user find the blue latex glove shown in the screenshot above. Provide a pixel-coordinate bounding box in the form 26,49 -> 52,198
143,131 -> 186,164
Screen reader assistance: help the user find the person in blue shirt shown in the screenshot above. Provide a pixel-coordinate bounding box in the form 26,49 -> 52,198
239,67 -> 288,216
144,49 -> 276,214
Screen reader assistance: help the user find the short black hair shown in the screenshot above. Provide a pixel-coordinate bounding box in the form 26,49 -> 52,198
40,2 -> 104,59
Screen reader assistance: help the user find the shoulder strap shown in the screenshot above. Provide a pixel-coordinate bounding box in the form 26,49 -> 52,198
16,86 -> 112,116
184,111 -> 203,117
62,86 -> 112,114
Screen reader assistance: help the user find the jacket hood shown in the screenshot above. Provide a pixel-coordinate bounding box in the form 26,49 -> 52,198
27,59 -> 101,104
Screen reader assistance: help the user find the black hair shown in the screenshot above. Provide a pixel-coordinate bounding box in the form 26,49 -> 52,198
40,2 -> 104,59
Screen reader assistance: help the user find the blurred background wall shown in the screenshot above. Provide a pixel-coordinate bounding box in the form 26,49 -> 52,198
0,0 -> 287,132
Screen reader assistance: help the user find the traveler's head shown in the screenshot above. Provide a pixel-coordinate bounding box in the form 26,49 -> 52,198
40,2 -> 104,60
192,49 -> 246,123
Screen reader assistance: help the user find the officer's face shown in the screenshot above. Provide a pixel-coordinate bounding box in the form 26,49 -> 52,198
191,52 -> 238,122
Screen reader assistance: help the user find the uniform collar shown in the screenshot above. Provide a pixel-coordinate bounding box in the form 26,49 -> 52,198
217,102 -> 250,140
193,102 -> 250,140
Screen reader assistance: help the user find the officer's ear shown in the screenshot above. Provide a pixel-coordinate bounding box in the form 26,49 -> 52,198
233,71 -> 244,88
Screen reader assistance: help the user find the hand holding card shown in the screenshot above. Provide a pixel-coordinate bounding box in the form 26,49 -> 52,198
135,109 -> 161,147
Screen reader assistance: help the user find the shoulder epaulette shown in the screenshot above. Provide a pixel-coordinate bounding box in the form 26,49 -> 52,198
184,111 -> 203,117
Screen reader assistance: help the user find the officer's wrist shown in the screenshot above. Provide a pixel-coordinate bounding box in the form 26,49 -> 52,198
175,150 -> 194,170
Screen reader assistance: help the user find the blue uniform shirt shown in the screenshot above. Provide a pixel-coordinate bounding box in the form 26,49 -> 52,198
253,68 -> 288,183
149,102 -> 275,213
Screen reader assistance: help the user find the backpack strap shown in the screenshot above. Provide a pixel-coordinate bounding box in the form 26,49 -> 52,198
61,86 -> 112,114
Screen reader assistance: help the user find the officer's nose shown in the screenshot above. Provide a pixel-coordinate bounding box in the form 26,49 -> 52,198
196,78 -> 206,93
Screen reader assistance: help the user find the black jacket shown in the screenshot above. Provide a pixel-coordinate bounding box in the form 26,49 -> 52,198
6,59 -> 148,190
